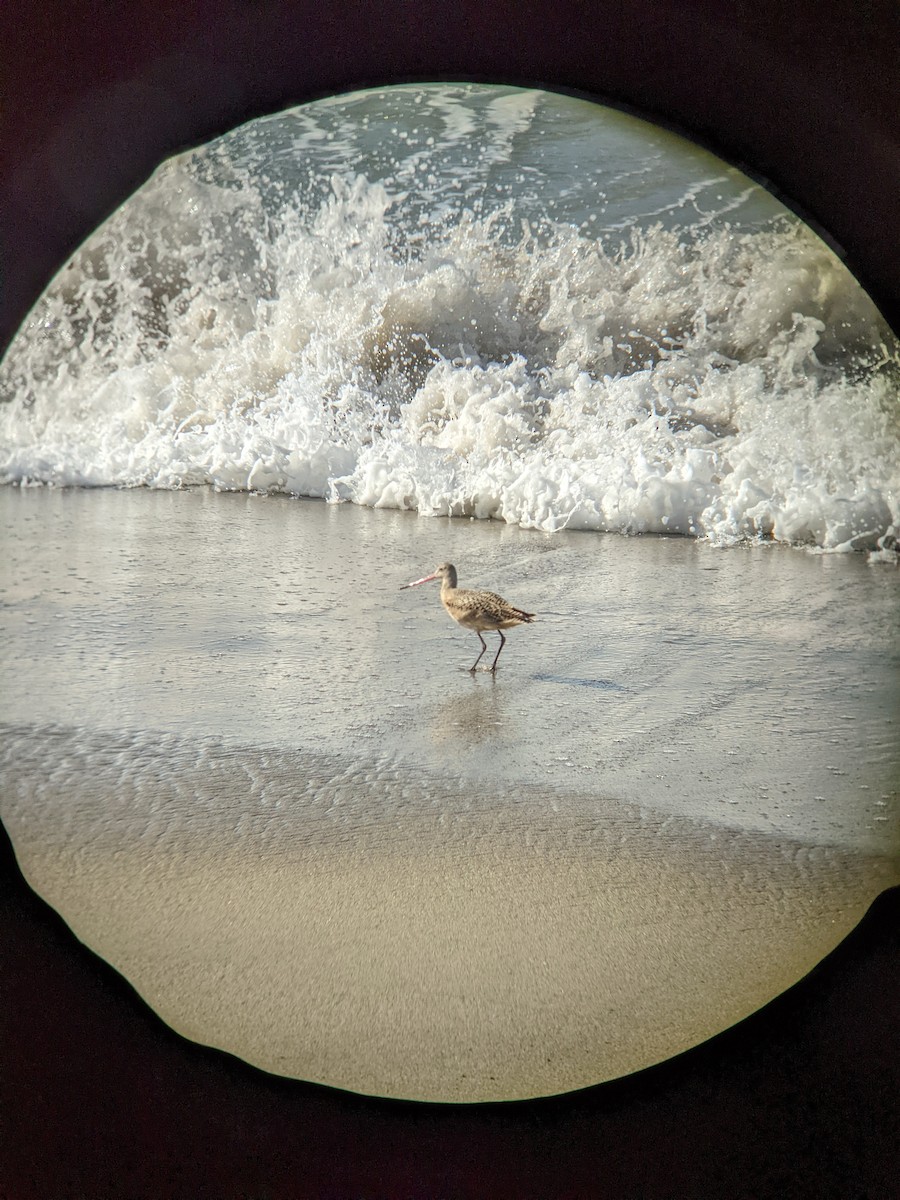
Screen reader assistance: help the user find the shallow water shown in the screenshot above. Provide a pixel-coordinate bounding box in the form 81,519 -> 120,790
1,489 -> 896,1100
2,488 -> 897,850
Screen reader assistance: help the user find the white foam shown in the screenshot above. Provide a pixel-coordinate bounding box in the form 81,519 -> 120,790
1,91 -> 897,552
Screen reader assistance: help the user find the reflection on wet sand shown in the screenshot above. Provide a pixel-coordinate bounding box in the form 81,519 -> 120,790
1,488 -> 897,1100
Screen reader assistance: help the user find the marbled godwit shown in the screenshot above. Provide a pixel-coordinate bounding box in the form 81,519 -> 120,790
401,562 -> 535,672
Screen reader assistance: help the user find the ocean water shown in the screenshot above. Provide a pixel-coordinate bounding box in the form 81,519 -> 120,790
1,84 -> 898,552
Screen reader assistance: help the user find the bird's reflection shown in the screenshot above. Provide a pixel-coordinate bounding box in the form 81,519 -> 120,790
429,672 -> 508,748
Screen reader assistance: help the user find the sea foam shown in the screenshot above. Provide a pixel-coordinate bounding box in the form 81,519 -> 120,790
1,91 -> 897,552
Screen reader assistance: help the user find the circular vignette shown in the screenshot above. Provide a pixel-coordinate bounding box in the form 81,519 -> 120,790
1,3 -> 898,1197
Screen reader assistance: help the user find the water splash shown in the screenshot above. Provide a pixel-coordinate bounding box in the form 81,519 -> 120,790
1,85 -> 897,551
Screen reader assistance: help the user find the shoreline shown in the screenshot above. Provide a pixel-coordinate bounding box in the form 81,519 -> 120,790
1,486 -> 897,1100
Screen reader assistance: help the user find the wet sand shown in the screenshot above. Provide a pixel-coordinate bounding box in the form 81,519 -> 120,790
1,488 -> 897,1100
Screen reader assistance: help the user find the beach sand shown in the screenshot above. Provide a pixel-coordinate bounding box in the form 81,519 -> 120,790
1,487 -> 897,1100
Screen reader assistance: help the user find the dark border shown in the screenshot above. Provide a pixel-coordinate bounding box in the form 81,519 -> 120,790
2,0 -> 899,348
1,3 -> 898,1196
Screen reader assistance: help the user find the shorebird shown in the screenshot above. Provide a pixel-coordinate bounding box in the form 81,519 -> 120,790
401,562 -> 535,672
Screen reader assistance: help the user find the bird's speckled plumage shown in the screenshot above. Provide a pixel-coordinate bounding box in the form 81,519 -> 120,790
401,562 -> 535,672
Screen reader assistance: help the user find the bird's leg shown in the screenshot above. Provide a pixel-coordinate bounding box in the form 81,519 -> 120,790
490,630 -> 507,672
469,632 -> 488,673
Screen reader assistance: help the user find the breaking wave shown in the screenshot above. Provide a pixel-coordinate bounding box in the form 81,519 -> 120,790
1,85 -> 897,551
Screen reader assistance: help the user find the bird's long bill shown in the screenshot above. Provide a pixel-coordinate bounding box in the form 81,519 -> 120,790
400,570 -> 440,590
